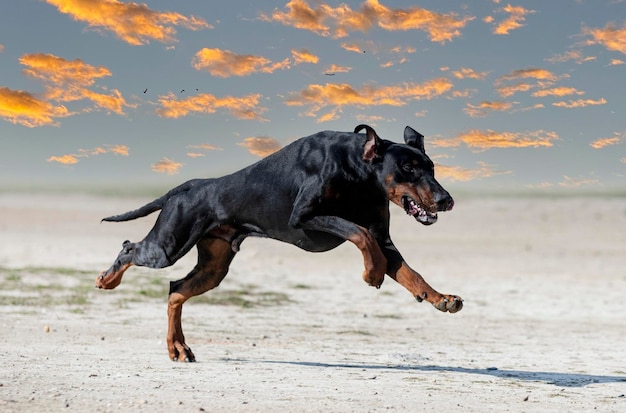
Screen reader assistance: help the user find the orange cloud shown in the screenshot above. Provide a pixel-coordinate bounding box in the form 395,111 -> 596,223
156,92 -> 268,121
261,0 -> 473,43
45,0 -> 210,46
192,48 -> 291,77
324,64 -> 352,74
391,45 -> 417,54
0,44 -> 4,53
590,133 -> 623,149
432,129 -> 560,151
545,50 -> 596,64
285,78 -> 453,121
238,136 -> 282,157
452,67 -> 489,80
495,82 -> 533,98
47,154 -> 79,165
490,4 -> 535,35
341,42 -> 366,53
552,98 -> 607,108
497,68 -> 561,83
187,143 -> 222,151
0,86 -> 70,127
436,161 -> 511,182
532,87 -> 585,97
464,101 -> 512,117
292,48 -> 319,64
187,153 -> 205,158
19,53 -> 133,116
152,158 -> 182,174
559,175 -> 600,188
610,58 -> 625,65
495,67 -> 566,97
186,143 -> 222,158
583,22 -> 626,55
47,144 -> 129,165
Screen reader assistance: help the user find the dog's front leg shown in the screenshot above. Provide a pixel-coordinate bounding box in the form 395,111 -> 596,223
293,215 -> 387,288
382,246 -> 463,313
390,262 -> 462,313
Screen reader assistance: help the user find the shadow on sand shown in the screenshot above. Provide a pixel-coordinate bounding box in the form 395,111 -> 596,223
223,358 -> 626,388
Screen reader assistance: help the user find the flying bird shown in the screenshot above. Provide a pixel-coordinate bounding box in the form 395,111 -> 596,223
180,89 -> 185,93
143,88 -> 148,93
324,73 -> 335,76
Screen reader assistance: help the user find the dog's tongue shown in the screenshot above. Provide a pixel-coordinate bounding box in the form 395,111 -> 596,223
406,199 -> 420,215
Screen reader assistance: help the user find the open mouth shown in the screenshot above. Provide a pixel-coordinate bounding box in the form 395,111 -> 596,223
401,196 -> 438,225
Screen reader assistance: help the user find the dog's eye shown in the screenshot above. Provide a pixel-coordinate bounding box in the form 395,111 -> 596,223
402,164 -> 414,173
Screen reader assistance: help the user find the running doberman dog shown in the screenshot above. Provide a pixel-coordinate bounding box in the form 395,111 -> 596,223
96,124 -> 463,362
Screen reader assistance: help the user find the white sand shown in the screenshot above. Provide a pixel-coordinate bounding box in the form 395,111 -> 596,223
0,192 -> 625,412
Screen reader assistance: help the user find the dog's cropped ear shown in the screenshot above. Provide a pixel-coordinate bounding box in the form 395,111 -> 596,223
355,124 -> 381,162
404,126 -> 425,153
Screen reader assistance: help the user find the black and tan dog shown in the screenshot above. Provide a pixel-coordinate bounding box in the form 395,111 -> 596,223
97,124 -> 463,362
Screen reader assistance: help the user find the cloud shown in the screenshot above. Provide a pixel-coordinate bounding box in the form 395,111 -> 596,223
341,42 -> 366,53
0,44 -> 4,53
47,154 -> 79,165
436,161 -> 511,182
558,175 -> 600,188
489,4 -> 535,35
590,133 -> 624,149
464,101 -> 512,117
156,92 -> 268,121
45,0 -> 210,46
552,98 -> 607,108
284,78 -> 453,121
610,58 -> 625,65
187,143 -> 222,151
238,136 -> 282,157
261,0 -> 473,43
324,64 -> 352,74
432,129 -> 560,151
532,87 -> 585,97
152,158 -> 182,174
47,144 -> 129,165
192,48 -> 291,77
583,22 -> 626,55
18,53 -> 133,116
495,82 -> 533,98
186,143 -> 222,158
291,48 -> 319,64
495,67 -> 566,97
452,67 -> 489,80
545,50 -> 596,64
497,67 -> 561,83
0,87 -> 70,127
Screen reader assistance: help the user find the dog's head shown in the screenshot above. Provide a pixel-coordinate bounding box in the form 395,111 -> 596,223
355,124 -> 454,225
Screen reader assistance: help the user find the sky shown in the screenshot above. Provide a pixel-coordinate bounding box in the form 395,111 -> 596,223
1,0 -> 625,193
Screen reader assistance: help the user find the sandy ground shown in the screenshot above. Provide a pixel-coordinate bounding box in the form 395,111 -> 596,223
0,192 -> 625,412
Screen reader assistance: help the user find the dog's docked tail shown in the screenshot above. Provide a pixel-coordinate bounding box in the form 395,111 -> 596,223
101,179 -> 203,223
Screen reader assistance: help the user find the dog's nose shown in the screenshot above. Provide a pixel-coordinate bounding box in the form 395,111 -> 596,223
436,193 -> 454,211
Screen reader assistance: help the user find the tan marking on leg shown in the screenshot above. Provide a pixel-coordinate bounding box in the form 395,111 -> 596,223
95,263 -> 132,290
167,237 -> 235,362
347,227 -> 387,288
387,262 -> 463,313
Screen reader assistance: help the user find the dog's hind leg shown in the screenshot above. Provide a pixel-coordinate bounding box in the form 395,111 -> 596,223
167,236 -> 236,362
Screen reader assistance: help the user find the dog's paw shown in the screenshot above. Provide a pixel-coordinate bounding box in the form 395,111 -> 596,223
432,294 -> 463,313
169,341 -> 196,363
362,270 -> 385,289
